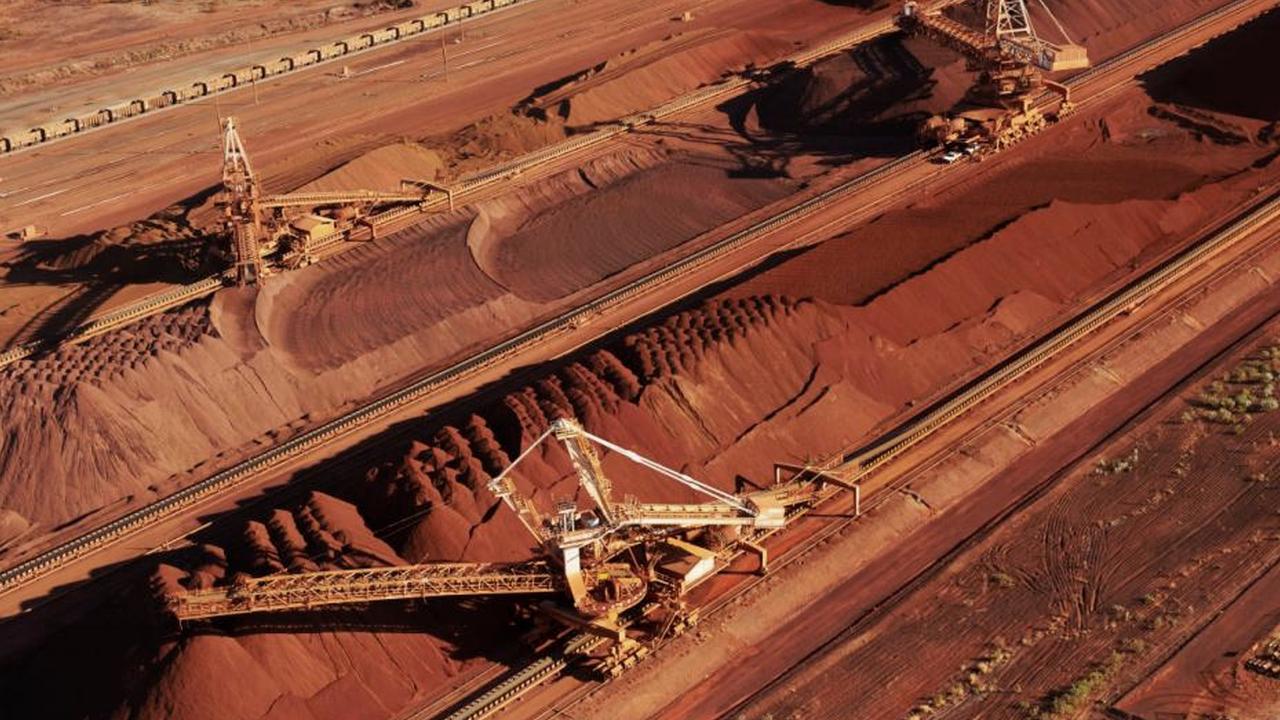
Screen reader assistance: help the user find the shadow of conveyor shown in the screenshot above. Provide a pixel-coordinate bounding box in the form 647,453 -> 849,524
2,188 -> 221,350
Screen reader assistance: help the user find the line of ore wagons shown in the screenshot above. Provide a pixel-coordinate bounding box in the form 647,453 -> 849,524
1,0 -> 524,153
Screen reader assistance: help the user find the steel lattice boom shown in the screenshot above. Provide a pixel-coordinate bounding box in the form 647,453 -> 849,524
169,562 -> 563,620
165,420 -> 827,622
901,0 -> 1088,73
219,116 -> 265,286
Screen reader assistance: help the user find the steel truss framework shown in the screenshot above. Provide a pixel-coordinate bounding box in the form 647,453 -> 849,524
257,191 -> 427,209
170,562 -> 563,620
987,0 -> 1035,42
167,419 -> 822,621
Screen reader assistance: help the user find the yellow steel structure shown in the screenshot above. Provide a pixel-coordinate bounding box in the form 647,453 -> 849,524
164,420 -> 829,622
169,561 -> 562,620
257,190 -> 428,209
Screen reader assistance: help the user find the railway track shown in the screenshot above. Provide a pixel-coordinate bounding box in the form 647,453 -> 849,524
0,6 -> 1264,720
0,5 -> 977,596
713,248 -> 1280,720
1,0 -> 1267,370
520,189 -> 1280,720
3,0 -> 1268,620
0,12 -> 1268,715
0,0 -> 953,372
0,108 -> 929,597
426,6 -> 1280,709
0,0 -> 545,157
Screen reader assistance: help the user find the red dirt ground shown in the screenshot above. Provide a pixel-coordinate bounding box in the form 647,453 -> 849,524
5,0 -> 1267,550
732,327 -> 1280,720
0,4 -> 1276,720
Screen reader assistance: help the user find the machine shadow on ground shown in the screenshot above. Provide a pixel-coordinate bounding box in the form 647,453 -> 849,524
1139,9 -> 1280,125
2,186 -> 219,347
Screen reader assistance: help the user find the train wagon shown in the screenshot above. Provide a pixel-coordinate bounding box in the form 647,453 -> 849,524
29,121 -> 67,144
71,110 -> 105,130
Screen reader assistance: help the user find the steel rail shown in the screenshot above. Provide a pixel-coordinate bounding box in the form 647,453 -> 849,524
841,192 -> 1280,486
2,0 -> 1265,370
524,189 -> 1280,720
0,13 -> 964,593
408,4 -> 1280,717
432,634 -> 604,720
0,0 -> 544,158
700,218 -> 1280,720
1067,0 -> 1274,87
0,4 -> 951,371
0,136 -> 927,595
5,0 -> 1268,617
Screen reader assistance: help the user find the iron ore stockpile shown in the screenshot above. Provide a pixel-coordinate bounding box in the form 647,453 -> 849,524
1,1 -> 1279,719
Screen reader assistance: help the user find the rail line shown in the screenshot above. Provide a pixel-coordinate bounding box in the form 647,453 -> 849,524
843,197 -> 1280,482
519,189 -> 1280,720
430,635 -> 604,720
0,6 -> 1264,720
0,1 -> 953,371
711,244 -> 1280,720
1066,0 -> 1274,91
428,6 -> 1280,710
0,0 -> 544,157
3,0 -> 1267,608
10,0 -> 1255,370
0,116 -> 927,595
